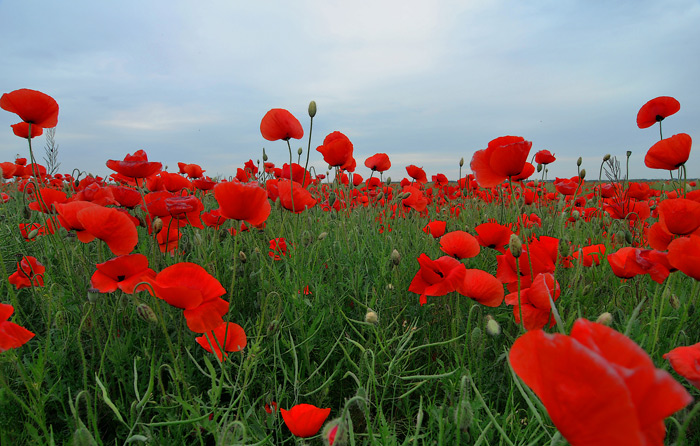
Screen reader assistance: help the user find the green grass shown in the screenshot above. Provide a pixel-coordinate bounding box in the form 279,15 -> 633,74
0,175 -> 699,446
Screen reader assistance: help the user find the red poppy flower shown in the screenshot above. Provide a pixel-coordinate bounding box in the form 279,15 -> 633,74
474,222 -> 513,253
8,256 -> 45,289
277,180 -> 317,213
405,165 -> 427,184
497,236 -> 558,289
28,187 -> 68,213
1,88 -> 59,128
365,153 -> 391,172
658,198 -> 700,236
11,122 -> 43,139
510,318 -> 692,446
505,273 -> 560,330
439,231 -> 480,260
572,244 -> 606,267
0,162 -> 16,179
54,201 -> 98,242
106,150 -> 162,179
177,162 -> 205,179
422,220 -> 446,238
607,247 -> 670,284
192,177 -> 217,192
554,177 -> 581,196
148,262 -> 229,333
195,322 -> 247,361
90,254 -> 156,294
400,186 -> 428,213
644,133 -> 692,170
316,131 -> 355,171
456,269 -> 504,307
636,96 -> 681,129
667,235 -> 700,281
409,254 -> 465,306
214,181 -> 271,226
260,108 -> 303,141
470,136 -> 532,187
534,150 -> 556,165
663,343 -> 700,389
280,404 -> 331,438
269,237 -> 290,260
109,185 -> 143,208
76,205 -> 139,255
432,173 -> 449,186
0,303 -> 35,352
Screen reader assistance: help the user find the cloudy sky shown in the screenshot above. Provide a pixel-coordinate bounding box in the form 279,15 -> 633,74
1,0 -> 698,181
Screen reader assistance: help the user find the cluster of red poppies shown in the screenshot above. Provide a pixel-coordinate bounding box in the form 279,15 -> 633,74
2,88 -> 699,443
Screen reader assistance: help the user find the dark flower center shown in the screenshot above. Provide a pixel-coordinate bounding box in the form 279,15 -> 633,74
655,114 -> 664,122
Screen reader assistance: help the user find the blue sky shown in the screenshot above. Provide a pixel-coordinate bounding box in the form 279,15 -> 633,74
1,0 -> 698,181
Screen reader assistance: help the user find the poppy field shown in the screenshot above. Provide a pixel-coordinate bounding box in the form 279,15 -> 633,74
1,89 -> 700,445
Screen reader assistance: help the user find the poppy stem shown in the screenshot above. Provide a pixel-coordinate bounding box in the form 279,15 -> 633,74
301,114 -> 314,187
286,140 -> 296,213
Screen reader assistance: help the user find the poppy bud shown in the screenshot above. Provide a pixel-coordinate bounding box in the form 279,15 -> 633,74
136,303 -> 158,324
579,169 -> 586,180
391,249 -> 401,266
669,293 -> 681,310
459,157 -> 464,167
485,315 -> 501,336
537,163 -> 543,172
595,312 -> 613,326
386,283 -> 394,290
87,287 -> 100,303
317,231 -> 328,241
626,150 -> 632,158
262,148 -> 268,162
603,154 -> 611,162
386,176 -> 392,186
298,147 -> 303,156
559,240 -> 571,258
152,217 -> 163,234
322,418 -> 347,446
239,251 -> 247,263
364,310 -> 378,325
571,210 -> 580,221
624,230 -> 633,244
308,100 -> 317,118
509,234 -> 522,258
576,157 -> 582,167
27,228 -> 40,239
471,326 -> 482,348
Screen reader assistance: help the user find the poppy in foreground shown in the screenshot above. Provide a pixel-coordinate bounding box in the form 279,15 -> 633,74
636,96 -> 680,129
195,322 -> 247,361
260,108 -> 303,141
663,343 -> 700,390
8,256 -> 45,289
0,303 -> 35,353
316,131 -> 355,171
510,318 -> 692,446
280,403 -> 331,438
644,133 -> 692,171
0,88 -> 59,128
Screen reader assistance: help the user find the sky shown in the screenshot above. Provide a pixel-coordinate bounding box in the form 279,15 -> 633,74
1,0 -> 699,182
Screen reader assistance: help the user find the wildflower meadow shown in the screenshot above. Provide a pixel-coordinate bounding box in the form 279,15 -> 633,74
0,89 -> 699,445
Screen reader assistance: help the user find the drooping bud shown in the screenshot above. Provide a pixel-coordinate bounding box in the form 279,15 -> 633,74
308,100 -> 317,118
571,210 -> 580,221
317,231 -> 328,241
485,315 -> 501,336
576,157 -> 582,166
508,234 -> 522,258
391,249 -> 401,266
238,251 -> 247,263
537,163 -> 543,172
603,153 -> 611,162
459,157 -> 464,167
262,148 -> 268,162
579,169 -> 586,180
298,147 -> 303,156
626,150 -> 632,158
322,418 -> 347,446
595,312 -> 613,326
152,217 -> 164,234
136,303 -> 158,324
27,228 -> 40,240
385,176 -> 392,186
364,310 -> 378,325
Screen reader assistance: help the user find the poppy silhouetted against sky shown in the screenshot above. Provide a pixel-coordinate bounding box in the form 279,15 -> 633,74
1,0 -> 698,180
